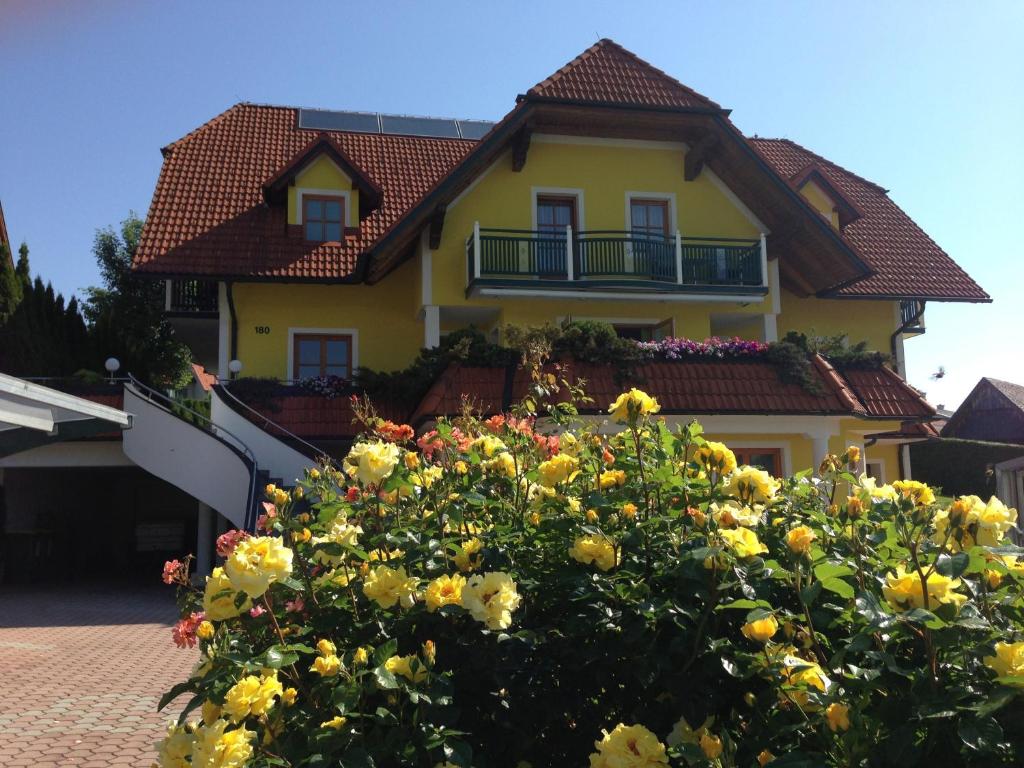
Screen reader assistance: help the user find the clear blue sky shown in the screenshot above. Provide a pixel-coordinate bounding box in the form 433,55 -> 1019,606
1,1 -> 1021,408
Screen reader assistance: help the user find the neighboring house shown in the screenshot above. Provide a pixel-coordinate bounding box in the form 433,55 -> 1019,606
0,199 -> 10,265
0,40 -> 989,581
942,378 -> 1024,445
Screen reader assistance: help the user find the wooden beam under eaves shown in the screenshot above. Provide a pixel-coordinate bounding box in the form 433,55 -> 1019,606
511,127 -> 532,172
428,205 -> 447,249
684,133 -> 718,181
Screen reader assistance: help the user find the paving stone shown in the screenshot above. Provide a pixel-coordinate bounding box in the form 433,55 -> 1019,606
0,585 -> 197,766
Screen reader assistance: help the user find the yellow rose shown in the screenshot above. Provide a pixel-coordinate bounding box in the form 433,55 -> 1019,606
845,446 -> 861,465
590,723 -> 668,768
483,452 -> 517,479
785,525 -> 816,555
586,508 -> 600,523
607,389 -> 662,424
778,652 -> 831,709
311,654 -> 341,677
461,571 -> 521,630
223,672 -> 281,722
882,566 -> 967,611
321,715 -> 348,730
196,620 -> 215,640
893,479 -> 936,507
454,460 -> 468,475
362,565 -> 418,609
425,573 -> 467,612
310,518 -> 362,566
470,434 -> 507,458
598,469 -> 627,489
857,473 -> 899,502
537,453 -> 579,487
155,723 -> 193,768
202,567 -> 251,621
621,502 -> 638,520
975,497 -> 1018,546
693,441 -> 737,476
404,451 -> 419,470
343,440 -> 402,487
454,537 -> 485,572
825,702 -> 851,732
281,687 -> 298,706
724,466 -> 780,504
201,699 -> 222,726
758,749 -> 776,766
666,715 -> 714,747
224,535 -> 294,598
352,647 -> 369,666
384,653 -> 428,683
569,535 -> 619,572
710,501 -> 761,528
316,638 -> 336,657
720,527 -> 769,559
699,732 -> 723,760
559,431 -> 581,455
984,641 -> 1024,681
742,615 -> 779,643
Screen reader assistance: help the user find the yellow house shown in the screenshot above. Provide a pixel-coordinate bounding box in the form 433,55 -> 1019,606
134,39 -> 988,484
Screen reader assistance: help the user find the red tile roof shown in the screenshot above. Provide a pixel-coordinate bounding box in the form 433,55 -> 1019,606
841,366 -> 935,418
410,357 -> 931,426
525,38 -> 722,111
749,138 -> 989,301
191,363 -> 217,392
134,104 -> 474,279
133,42 -> 985,303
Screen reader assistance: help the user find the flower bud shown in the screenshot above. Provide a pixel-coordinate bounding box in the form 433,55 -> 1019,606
846,496 -> 863,520
422,640 -> 436,666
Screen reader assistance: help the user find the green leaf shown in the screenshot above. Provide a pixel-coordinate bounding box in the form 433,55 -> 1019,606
935,552 -> 969,578
800,580 -> 822,606
340,747 -> 376,768
717,599 -> 770,611
373,639 -> 398,667
821,577 -> 854,599
958,716 -> 1004,752
373,665 -> 400,690
264,646 -> 299,668
157,680 -> 197,712
814,562 -> 855,581
443,740 -> 474,768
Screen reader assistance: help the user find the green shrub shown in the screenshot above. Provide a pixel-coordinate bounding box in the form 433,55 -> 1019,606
158,381 -> 1024,767
911,438 -> 1024,498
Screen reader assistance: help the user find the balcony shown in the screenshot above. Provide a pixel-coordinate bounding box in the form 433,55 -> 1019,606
166,279 -> 219,315
465,225 -> 767,300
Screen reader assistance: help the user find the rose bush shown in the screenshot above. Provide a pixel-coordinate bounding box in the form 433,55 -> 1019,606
157,385 -> 1024,767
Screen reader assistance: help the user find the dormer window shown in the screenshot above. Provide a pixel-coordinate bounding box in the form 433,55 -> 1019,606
303,196 -> 344,242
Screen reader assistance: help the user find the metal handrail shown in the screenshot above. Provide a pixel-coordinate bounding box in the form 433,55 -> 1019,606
126,374 -> 261,531
217,383 -> 338,469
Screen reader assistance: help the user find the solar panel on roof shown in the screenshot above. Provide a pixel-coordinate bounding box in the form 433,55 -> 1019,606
297,108 -> 494,139
298,109 -> 380,133
456,120 -> 494,140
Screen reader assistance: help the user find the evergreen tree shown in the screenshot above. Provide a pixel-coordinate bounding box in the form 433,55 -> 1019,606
83,213 -> 191,387
0,241 -> 22,323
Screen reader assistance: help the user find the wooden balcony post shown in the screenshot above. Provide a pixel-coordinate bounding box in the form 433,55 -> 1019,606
566,224 -> 574,281
473,221 -> 481,279
759,232 -> 768,287
675,230 -> 683,285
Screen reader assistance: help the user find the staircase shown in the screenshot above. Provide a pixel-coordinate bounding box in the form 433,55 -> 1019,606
122,380 -> 260,530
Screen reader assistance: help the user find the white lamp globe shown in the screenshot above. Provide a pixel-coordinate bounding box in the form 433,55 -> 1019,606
228,359 -> 243,374
104,357 -> 120,373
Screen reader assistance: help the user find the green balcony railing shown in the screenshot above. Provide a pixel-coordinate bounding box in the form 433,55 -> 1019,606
465,225 -> 766,293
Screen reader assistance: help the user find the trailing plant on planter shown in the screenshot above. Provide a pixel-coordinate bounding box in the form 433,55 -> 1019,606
157,380 -> 1024,767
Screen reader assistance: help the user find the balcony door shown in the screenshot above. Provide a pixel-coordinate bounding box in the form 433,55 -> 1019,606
536,196 -> 576,277
630,199 -> 673,280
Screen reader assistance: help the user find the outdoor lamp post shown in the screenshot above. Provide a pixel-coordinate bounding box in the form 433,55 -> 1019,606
104,357 -> 120,383
228,359 -> 243,379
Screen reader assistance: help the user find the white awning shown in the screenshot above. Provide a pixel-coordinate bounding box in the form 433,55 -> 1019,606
0,373 -> 131,434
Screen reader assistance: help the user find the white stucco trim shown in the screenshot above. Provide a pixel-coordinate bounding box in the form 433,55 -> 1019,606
419,229 -> 433,308
296,188 -> 353,228
286,327 -> 360,381
865,458 -> 887,483
217,282 -> 229,379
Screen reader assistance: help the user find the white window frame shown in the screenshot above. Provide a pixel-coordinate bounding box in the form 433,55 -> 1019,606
531,187 -> 585,231
624,191 -> 677,234
296,188 -> 353,229
865,459 -> 886,483
286,327 -> 359,383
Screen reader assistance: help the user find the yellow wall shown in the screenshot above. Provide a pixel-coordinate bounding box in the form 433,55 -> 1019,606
232,259 -> 421,378
431,139 -> 766,328
286,155 -> 359,226
798,180 -> 839,229
778,290 -> 898,351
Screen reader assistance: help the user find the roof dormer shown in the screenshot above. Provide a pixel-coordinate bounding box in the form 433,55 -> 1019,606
791,164 -> 862,230
263,135 -> 382,240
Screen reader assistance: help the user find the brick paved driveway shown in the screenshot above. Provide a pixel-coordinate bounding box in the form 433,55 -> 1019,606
0,585 -> 197,767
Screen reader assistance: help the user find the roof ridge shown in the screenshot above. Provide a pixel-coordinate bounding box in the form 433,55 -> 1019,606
526,37 -> 722,110
811,354 -> 867,414
749,137 -> 889,195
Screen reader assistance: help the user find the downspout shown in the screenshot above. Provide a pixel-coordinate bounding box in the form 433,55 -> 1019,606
890,300 -> 925,369
225,281 -> 239,379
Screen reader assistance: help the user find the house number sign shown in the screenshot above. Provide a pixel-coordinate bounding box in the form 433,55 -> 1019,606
255,326 -> 271,334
